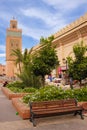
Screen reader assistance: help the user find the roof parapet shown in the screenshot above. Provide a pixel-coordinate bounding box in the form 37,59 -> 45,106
54,13 -> 87,38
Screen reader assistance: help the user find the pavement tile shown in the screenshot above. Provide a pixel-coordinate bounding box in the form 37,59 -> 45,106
0,85 -> 87,130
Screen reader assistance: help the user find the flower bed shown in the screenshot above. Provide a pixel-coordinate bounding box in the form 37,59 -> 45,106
12,98 -> 30,119
12,97 -> 87,120
1,87 -> 28,100
79,102 -> 87,111
23,85 -> 87,103
83,103 -> 87,111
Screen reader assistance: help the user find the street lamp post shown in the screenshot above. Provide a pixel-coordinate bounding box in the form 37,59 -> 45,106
62,58 -> 67,71
62,58 -> 68,85
66,60 -> 67,71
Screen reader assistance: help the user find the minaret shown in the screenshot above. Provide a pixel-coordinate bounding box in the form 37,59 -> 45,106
6,18 -> 22,78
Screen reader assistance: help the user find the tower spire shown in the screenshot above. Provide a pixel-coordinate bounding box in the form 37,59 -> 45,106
12,16 -> 15,20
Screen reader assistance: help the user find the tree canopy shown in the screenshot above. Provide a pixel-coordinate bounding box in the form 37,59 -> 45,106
32,36 -> 59,86
67,41 -> 87,85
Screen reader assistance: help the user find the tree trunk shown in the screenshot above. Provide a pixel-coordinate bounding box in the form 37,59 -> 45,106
41,75 -> 45,87
79,80 -> 82,88
19,63 -> 21,73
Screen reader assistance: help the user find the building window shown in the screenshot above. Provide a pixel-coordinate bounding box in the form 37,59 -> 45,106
11,43 -> 13,47
12,24 -> 16,28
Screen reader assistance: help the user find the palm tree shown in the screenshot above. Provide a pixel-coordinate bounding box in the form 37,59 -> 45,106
11,49 -> 23,73
22,48 -> 33,67
12,48 -> 41,88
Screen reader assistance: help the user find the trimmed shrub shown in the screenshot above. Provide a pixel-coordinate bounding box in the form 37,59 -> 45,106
22,87 -> 37,93
7,81 -> 26,89
7,81 -> 37,93
22,85 -> 87,104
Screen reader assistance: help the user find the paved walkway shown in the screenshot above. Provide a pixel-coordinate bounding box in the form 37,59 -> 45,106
0,83 -> 87,130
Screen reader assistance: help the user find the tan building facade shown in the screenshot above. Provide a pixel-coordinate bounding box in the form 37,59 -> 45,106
6,19 -> 22,77
32,13 -> 87,77
0,64 -> 6,76
53,13 -> 87,76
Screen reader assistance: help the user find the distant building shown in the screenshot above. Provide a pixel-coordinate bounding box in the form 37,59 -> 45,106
0,64 -> 6,76
53,13 -> 87,76
6,19 -> 22,77
32,13 -> 87,77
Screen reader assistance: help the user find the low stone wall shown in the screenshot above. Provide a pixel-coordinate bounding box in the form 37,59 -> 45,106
79,102 -> 87,111
1,87 -> 27,100
12,98 -> 30,119
0,80 -> 4,83
82,103 -> 87,111
11,98 -> 87,120
2,86 -> 87,119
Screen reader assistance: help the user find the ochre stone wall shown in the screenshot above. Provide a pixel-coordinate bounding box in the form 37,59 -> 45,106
32,13 -> 87,77
0,64 -> 6,76
53,13 -> 87,76
6,19 -> 22,78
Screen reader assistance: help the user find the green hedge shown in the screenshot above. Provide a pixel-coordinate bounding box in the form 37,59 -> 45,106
22,85 -> 87,104
7,81 -> 26,89
7,81 -> 37,93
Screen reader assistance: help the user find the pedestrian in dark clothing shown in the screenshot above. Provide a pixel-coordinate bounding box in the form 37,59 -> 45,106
3,81 -> 8,87
70,77 -> 73,89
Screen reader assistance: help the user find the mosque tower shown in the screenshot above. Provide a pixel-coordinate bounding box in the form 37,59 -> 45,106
6,18 -> 22,78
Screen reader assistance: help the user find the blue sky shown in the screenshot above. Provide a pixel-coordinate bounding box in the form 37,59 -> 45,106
0,0 -> 87,65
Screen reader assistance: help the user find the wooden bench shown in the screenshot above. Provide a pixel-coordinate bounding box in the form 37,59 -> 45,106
29,99 -> 84,126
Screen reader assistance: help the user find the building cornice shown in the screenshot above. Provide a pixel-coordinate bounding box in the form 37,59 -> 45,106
54,13 -> 87,41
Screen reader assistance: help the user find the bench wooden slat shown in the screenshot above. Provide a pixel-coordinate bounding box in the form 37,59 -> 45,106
33,106 -> 82,112
29,99 -> 84,126
33,106 -> 82,114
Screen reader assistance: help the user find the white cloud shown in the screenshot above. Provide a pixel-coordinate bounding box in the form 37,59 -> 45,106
19,1 -> 87,40
1,1 -> 86,42
20,7 -> 67,39
19,20 -> 65,41
0,45 -> 5,51
42,0 -> 87,11
0,0 -> 86,65
0,53 -> 6,57
20,24 -> 48,40
21,7 -> 65,28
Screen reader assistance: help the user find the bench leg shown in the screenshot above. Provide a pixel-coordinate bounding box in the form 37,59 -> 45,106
32,117 -> 36,126
74,110 -> 84,119
30,113 -> 36,127
74,111 -> 78,116
29,112 -> 32,122
30,117 -> 32,122
79,110 -> 84,120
